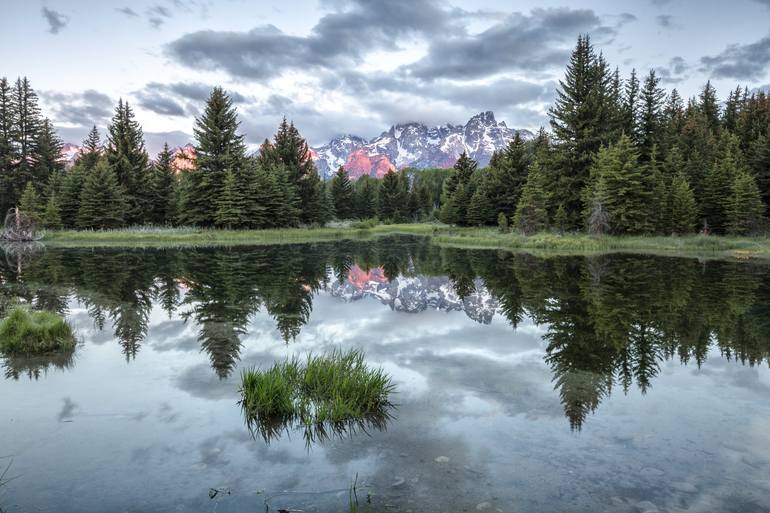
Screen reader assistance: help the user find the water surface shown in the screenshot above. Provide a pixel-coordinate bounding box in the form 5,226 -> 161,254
2,238 -> 770,512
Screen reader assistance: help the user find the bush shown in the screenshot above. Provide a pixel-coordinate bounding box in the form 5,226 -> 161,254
0,307 -> 76,355
497,212 -> 509,233
351,217 -> 379,229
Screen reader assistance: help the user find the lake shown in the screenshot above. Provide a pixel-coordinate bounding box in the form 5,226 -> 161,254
1,236 -> 770,513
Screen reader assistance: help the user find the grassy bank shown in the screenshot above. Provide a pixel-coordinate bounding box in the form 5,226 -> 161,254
0,307 -> 76,355
38,224 -> 770,259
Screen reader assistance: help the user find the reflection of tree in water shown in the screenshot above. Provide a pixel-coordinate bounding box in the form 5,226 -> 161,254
4,239 -> 770,432
3,349 -> 76,380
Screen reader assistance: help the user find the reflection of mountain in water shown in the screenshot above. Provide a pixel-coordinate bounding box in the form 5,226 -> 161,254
330,265 -> 499,324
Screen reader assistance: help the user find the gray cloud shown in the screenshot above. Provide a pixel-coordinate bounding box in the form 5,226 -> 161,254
700,33 -> 770,80
41,7 -> 68,34
42,89 -> 113,126
404,8 -> 614,80
655,56 -> 690,84
753,0 -> 770,7
655,15 -> 680,29
116,7 -> 139,17
147,5 -> 172,28
135,82 -> 249,118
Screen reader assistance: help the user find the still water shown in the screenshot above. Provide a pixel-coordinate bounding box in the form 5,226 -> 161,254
1,237 -> 770,512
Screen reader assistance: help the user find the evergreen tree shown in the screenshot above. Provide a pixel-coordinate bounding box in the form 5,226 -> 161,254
150,143 -> 176,224
215,169 -> 245,228
466,180 -> 495,226
42,193 -> 63,229
638,70 -> 665,162
353,175 -> 378,219
19,181 -> 41,221
668,171 -> 697,235
182,88 -> 246,226
105,99 -> 150,224
726,170 -> 765,235
748,133 -> 770,212
549,35 -> 617,229
34,118 -> 63,183
58,164 -> 86,228
700,135 -> 741,233
272,118 -> 325,224
77,125 -> 102,171
440,152 -> 477,225
698,81 -> 721,134
331,166 -> 354,219
623,69 -> 640,140
0,77 -> 17,215
378,169 -> 405,222
513,162 -> 550,234
253,142 -> 300,227
77,160 -> 127,229
486,133 -> 530,217
583,135 -> 651,234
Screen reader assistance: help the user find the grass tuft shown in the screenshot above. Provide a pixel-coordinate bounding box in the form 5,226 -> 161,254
0,307 -> 76,355
240,349 -> 394,443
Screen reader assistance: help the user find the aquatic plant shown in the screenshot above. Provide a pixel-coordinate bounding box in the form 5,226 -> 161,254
0,307 -> 76,355
240,349 -> 394,443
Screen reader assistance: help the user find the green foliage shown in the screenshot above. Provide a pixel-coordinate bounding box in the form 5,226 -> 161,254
466,180 -> 495,226
497,212 -> 509,232
331,166 -> 354,219
514,162 -> 550,235
378,169 -> 406,222
727,169 -> 765,235
668,171 -> 698,235
19,181 -> 41,221
77,159 -> 127,229
353,175 -> 378,219
42,193 -> 63,229
215,169 -> 246,228
149,143 -> 177,224
58,164 -> 86,228
583,135 -> 651,234
0,307 -> 76,355
440,152 -> 477,225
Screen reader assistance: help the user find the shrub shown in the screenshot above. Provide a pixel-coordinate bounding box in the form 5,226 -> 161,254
0,307 -> 76,355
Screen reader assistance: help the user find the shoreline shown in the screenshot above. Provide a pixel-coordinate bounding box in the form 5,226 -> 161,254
35,224 -> 770,260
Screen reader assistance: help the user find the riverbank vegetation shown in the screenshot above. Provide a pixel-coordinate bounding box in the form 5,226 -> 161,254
0,307 -> 76,355
1,36 -> 768,238
240,349 -> 394,443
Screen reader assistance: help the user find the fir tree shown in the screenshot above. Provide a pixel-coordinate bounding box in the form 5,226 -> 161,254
42,193 -> 63,229
726,170 -> 765,235
34,118 -> 63,183
58,164 -> 86,228
215,169 -> 245,228
514,162 -> 550,234
638,70 -> 665,162
378,169 -> 405,222
440,152 -> 477,225
668,171 -> 697,235
0,77 -> 17,214
466,180 -> 496,226
354,175 -> 378,219
748,133 -> 770,212
700,135 -> 741,233
331,166 -> 354,219
182,88 -> 246,226
105,99 -> 150,224
623,69 -> 640,140
698,81 -> 721,134
486,133 -> 530,217
583,135 -> 651,234
19,181 -> 41,221
150,143 -> 176,224
77,160 -> 127,229
78,125 -> 102,171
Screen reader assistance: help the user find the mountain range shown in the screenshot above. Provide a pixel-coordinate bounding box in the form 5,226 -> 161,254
310,111 -> 533,179
59,111 -> 531,178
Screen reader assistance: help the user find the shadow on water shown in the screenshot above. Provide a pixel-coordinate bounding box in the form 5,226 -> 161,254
2,236 -> 770,430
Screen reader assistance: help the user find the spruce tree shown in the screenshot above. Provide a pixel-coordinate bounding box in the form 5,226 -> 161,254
331,166 -> 354,219
513,162 -> 550,235
379,169 -> 405,222
58,164 -> 86,228
182,88 -> 246,226
466,180 -> 495,226
638,70 -> 665,162
700,135 -> 741,233
486,132 -> 530,217
0,77 -> 17,215
583,135 -> 651,234
726,170 -> 765,235
699,81 -> 721,134
150,143 -> 176,224
748,134 -> 770,212
668,171 -> 697,235
105,100 -> 150,224
354,175 -> 378,219
272,118 -> 325,224
215,169 -> 245,228
77,160 -> 127,229
19,181 -> 41,221
440,152 -> 477,225
623,69 -> 640,140
42,193 -> 63,229
78,125 -> 102,171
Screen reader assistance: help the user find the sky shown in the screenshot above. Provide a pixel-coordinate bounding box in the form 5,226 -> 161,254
1,0 -> 770,153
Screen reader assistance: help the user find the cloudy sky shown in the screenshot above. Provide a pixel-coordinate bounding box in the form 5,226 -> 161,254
2,0 -> 770,152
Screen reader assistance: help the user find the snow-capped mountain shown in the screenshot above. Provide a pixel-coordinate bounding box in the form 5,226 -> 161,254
329,265 -> 499,324
311,111 -> 533,180
58,143 -> 195,174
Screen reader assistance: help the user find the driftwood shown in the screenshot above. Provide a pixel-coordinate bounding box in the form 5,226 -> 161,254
1,207 -> 42,242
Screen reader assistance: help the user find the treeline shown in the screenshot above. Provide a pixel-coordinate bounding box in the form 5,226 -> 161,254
441,35 -> 770,236
0,78 -> 442,230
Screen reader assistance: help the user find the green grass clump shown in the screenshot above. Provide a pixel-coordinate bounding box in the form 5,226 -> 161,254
240,349 -> 394,443
0,307 -> 76,355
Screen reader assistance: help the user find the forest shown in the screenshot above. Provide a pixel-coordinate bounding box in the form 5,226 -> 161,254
0,35 -> 768,236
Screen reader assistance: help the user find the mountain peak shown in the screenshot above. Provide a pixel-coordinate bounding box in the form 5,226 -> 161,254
311,112 -> 532,179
